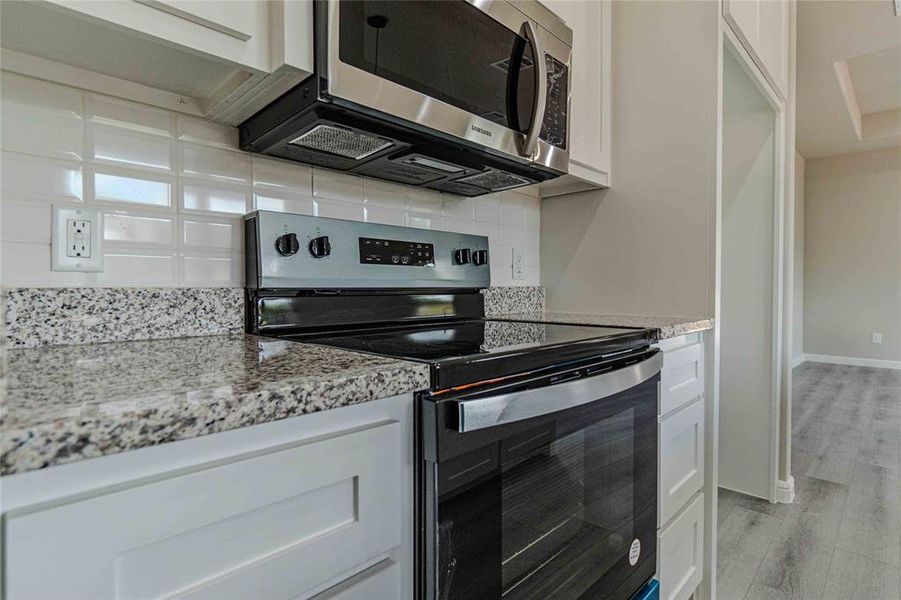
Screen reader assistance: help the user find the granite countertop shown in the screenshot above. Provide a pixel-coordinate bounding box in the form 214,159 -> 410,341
0,334 -> 430,476
494,311 -> 714,340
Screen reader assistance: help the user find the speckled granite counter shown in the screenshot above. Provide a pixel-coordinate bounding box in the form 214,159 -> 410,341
0,334 -> 430,476
494,312 -> 714,340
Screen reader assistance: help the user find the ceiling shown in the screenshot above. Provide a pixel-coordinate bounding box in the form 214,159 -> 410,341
796,0 -> 901,159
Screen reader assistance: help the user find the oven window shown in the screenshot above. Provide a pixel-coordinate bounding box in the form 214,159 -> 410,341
434,386 -> 657,599
338,0 -> 536,134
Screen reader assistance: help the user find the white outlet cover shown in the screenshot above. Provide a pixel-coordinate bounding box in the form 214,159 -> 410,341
51,205 -> 104,272
512,247 -> 525,281
872,333 -> 883,344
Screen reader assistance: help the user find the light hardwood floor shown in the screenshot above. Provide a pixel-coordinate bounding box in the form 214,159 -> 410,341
717,363 -> 901,600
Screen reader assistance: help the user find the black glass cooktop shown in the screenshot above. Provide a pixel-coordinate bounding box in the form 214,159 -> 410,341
289,319 -> 656,390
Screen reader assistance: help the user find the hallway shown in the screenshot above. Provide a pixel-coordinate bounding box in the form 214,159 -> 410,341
717,363 -> 901,599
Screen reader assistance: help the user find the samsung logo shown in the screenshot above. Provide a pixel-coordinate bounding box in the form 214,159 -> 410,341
471,125 -> 493,137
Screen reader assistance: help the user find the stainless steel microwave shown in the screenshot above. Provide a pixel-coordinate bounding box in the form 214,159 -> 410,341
239,0 -> 573,196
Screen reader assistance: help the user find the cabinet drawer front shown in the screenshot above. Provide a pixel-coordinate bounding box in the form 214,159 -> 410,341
658,397 -> 705,527
5,421 -> 402,599
313,558 -> 401,600
658,493 -> 705,600
660,342 -> 704,416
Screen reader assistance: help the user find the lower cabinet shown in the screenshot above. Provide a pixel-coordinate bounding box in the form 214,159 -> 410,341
313,558 -> 401,599
658,397 -> 705,527
655,332 -> 708,600
2,395 -> 413,600
658,493 -> 705,600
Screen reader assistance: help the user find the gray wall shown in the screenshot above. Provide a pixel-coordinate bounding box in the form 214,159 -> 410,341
540,0 -> 718,318
803,147 -> 901,362
793,152 -> 805,360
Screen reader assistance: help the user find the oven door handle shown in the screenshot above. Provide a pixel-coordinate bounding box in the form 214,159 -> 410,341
520,20 -> 547,158
455,351 -> 663,432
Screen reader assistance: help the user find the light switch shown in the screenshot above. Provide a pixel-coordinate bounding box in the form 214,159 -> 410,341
52,205 -> 103,272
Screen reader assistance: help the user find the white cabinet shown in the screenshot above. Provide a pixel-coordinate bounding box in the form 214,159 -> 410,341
538,0 -> 612,196
658,397 -> 705,526
0,0 -> 313,124
654,332 -> 708,600
2,394 -> 412,600
659,337 -> 705,415
657,493 -> 705,600
723,0 -> 790,97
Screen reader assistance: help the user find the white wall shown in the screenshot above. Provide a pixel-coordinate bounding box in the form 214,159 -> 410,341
718,47 -> 779,500
792,151 -> 805,361
539,0 -> 719,318
803,147 -> 901,362
0,72 -> 540,288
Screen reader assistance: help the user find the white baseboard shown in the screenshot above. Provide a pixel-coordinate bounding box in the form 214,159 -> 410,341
790,354 -> 805,368
776,476 -> 795,504
801,353 -> 901,370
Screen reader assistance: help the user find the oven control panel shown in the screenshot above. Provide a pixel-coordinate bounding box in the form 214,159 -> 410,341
246,211 -> 490,289
359,237 -> 435,266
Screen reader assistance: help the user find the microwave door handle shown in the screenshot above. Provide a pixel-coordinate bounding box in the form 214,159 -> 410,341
455,351 -> 663,432
521,20 -> 547,158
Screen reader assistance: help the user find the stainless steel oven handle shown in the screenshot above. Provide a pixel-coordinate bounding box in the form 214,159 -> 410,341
521,20 -> 547,158
455,351 -> 663,432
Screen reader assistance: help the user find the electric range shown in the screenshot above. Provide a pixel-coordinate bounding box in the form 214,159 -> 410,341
244,211 -> 662,600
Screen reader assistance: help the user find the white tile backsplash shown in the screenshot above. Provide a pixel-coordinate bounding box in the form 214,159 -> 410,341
0,72 -> 539,287
181,217 -> 243,251
87,94 -> 174,136
1,152 -> 83,203
90,125 -> 173,171
92,168 -> 171,207
91,251 -> 178,286
180,143 -> 250,183
312,167 -> 363,202
1,200 -> 51,244
104,212 -> 175,248
315,197 -> 364,221
181,180 -> 250,215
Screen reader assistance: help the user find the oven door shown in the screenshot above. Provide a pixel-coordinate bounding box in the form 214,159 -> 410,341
419,351 -> 661,600
324,0 -> 571,173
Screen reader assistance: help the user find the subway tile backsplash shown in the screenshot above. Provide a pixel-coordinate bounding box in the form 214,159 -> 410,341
0,72 -> 540,288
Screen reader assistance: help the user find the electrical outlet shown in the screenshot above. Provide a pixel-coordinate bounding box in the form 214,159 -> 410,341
66,219 -> 91,258
512,247 -> 525,281
52,205 -> 103,272
872,333 -> 883,344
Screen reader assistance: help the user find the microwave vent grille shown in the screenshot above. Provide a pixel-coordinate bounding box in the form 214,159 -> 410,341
288,125 -> 393,160
454,170 -> 533,191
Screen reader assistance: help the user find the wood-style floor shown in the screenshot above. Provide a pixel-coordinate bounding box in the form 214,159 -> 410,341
717,362 -> 901,600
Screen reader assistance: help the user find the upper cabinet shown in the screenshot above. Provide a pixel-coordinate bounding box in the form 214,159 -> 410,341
538,0 -> 612,196
0,0 -> 314,124
723,0 -> 790,98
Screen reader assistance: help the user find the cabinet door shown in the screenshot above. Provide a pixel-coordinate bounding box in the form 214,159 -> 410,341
4,420 -> 403,599
659,341 -> 705,416
658,493 -> 705,600
542,0 -> 611,184
723,0 -> 789,97
49,0 -> 271,72
658,397 -> 705,527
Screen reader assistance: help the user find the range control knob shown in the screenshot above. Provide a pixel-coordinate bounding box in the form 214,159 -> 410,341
472,249 -> 488,266
309,235 -> 331,258
453,248 -> 471,265
275,233 -> 300,256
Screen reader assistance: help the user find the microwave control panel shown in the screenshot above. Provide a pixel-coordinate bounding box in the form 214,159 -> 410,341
540,56 -> 569,150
